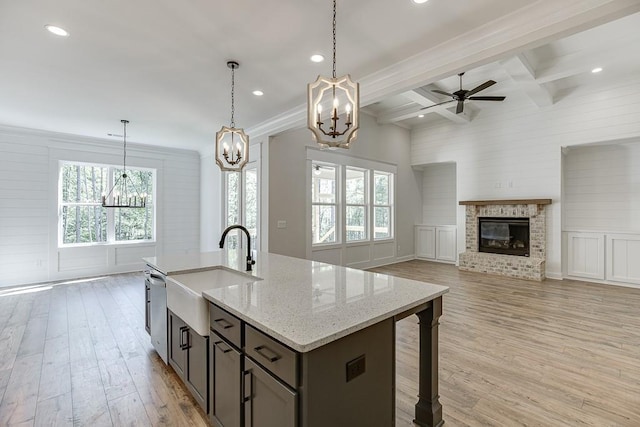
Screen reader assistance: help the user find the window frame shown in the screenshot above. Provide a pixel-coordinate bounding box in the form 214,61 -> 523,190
372,170 -> 394,241
311,162 -> 340,246
58,160 -> 156,247
310,154 -> 395,249
223,156 -> 260,251
345,166 -> 369,243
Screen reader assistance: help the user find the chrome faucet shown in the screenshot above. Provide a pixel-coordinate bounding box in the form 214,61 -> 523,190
219,225 -> 256,271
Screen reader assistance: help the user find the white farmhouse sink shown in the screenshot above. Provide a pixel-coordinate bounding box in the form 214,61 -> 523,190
166,267 -> 262,336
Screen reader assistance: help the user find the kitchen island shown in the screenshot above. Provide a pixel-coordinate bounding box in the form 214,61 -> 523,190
145,250 -> 448,427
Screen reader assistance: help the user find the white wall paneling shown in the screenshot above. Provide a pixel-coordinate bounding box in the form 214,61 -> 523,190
606,233 -> 640,285
421,162 -> 457,226
566,232 -> 605,280
0,125 -> 200,288
412,78 -> 640,279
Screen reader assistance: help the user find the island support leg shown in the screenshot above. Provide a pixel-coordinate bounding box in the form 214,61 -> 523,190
414,296 -> 444,427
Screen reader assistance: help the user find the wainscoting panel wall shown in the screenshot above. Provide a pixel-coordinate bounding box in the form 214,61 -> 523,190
0,126 -> 200,288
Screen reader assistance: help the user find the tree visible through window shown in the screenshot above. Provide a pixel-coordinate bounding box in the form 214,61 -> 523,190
312,164 -> 337,244
373,171 -> 393,239
311,161 -> 394,247
60,162 -> 155,245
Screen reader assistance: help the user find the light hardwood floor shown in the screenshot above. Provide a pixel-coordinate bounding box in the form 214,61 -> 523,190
1,261 -> 639,426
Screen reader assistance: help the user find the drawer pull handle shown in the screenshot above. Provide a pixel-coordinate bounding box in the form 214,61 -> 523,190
214,340 -> 233,354
254,345 -> 281,363
213,318 -> 234,329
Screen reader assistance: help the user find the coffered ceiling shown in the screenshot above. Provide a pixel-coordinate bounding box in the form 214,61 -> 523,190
0,0 -> 638,151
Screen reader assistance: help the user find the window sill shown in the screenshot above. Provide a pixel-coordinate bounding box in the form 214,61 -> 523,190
59,240 -> 156,249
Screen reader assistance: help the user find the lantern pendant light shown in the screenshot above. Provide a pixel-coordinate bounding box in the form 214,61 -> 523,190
216,61 -> 249,172
307,0 -> 359,149
102,120 -> 147,208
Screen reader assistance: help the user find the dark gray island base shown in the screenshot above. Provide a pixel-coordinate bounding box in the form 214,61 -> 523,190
146,251 -> 448,427
207,297 -> 443,427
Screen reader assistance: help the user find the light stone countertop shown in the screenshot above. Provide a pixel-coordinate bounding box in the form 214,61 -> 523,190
145,250 -> 449,353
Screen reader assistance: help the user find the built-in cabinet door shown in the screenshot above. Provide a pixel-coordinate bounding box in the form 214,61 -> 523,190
244,358 -> 296,427
169,312 -> 187,378
606,233 -> 640,285
211,333 -> 241,427
187,329 -> 209,412
436,226 -> 457,263
416,226 -> 436,259
567,232 -> 605,280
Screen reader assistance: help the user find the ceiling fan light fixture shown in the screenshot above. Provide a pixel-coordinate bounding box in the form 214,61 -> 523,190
215,61 -> 249,172
307,0 -> 359,149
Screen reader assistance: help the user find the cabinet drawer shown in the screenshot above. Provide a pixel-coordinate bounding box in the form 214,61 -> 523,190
209,304 -> 242,349
245,325 -> 298,388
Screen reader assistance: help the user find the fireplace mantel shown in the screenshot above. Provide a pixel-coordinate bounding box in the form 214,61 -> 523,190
459,199 -> 552,206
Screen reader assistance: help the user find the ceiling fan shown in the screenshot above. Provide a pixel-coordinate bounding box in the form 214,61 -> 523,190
421,72 -> 506,114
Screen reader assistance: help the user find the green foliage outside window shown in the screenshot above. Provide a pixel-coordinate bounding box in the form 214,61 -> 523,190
60,163 -> 155,245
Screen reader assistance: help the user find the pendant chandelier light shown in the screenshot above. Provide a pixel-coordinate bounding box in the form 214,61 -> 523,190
102,120 -> 147,208
216,61 -> 249,172
307,0 -> 359,149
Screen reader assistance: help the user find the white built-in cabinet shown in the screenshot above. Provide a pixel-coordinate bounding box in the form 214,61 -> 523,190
566,231 -> 640,285
415,225 -> 457,264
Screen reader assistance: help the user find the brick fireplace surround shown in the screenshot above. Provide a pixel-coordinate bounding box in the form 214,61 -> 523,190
458,199 -> 552,281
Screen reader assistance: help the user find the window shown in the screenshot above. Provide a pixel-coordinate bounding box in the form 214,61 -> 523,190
59,162 -> 155,245
345,167 -> 368,241
311,163 -> 338,244
373,171 -> 393,239
311,160 -> 394,247
224,162 -> 259,250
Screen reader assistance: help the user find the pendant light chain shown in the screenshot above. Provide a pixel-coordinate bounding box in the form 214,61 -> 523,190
332,0 -> 337,79
122,120 -> 127,175
230,65 -> 236,128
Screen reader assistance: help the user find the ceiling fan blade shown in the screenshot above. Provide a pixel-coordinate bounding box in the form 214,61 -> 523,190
466,80 -> 496,97
431,89 -> 454,97
456,100 -> 464,114
419,100 -> 455,111
468,96 -> 506,101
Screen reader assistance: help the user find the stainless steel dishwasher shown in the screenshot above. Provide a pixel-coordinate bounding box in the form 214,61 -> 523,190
146,270 -> 168,364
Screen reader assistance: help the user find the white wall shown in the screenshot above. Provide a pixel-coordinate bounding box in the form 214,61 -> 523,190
411,78 -> 640,278
421,162 -> 457,225
563,141 -> 640,231
268,113 -> 422,266
0,125 -> 200,288
200,152 -> 222,251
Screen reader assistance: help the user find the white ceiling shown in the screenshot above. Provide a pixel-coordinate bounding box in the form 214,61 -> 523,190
0,0 -> 639,152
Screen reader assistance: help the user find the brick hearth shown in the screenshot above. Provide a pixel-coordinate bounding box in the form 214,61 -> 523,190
458,200 -> 551,281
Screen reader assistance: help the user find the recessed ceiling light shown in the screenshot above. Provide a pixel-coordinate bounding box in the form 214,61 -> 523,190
45,25 -> 69,37
413,0 -> 429,4
591,67 -> 603,73
252,90 -> 264,96
418,114 -> 425,118
310,54 -> 325,63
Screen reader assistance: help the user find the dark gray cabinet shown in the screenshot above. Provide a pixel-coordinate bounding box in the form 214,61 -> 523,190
244,358 -> 296,427
211,332 -> 242,427
207,302 -> 393,427
168,310 -> 209,413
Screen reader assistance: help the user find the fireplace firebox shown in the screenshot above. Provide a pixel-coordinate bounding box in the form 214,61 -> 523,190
478,217 -> 530,257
